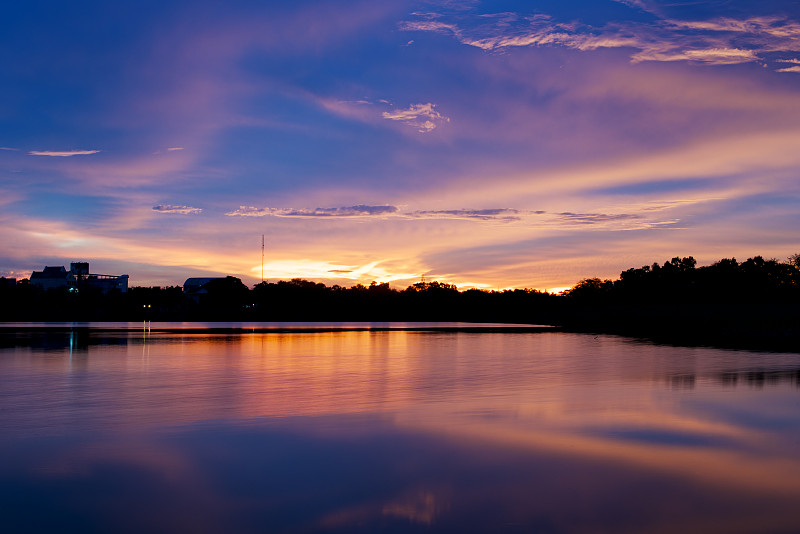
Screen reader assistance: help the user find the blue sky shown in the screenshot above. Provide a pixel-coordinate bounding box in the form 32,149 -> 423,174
2,0 -> 800,290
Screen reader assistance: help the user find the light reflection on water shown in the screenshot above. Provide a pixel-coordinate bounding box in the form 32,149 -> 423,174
1,325 -> 799,533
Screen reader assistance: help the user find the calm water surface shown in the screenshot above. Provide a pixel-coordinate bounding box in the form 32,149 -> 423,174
1,323 -> 799,533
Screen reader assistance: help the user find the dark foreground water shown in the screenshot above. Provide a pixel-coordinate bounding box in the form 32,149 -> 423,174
1,323 -> 799,534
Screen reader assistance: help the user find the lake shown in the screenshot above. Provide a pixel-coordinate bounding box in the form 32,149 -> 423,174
1,323 -> 799,533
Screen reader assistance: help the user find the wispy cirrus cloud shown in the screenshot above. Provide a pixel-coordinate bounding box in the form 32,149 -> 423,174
225,206 -> 272,217
28,149 -> 101,157
540,210 -> 675,230
382,103 -> 450,132
633,47 -> 759,65
556,212 -> 641,225
318,98 -> 450,133
152,146 -> 187,155
226,205 -> 399,218
401,8 -> 800,71
152,204 -> 202,214
612,0 -> 651,10
669,16 -> 800,38
405,207 -> 666,228
0,147 -> 19,151
226,204 -> 676,230
228,205 -> 518,220
409,208 -> 523,221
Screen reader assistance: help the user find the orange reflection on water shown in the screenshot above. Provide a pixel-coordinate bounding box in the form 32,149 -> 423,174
4,329 -> 800,533
141,330 -> 421,421
8,331 -> 799,437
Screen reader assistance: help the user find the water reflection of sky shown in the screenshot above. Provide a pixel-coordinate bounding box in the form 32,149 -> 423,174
1,328 -> 799,533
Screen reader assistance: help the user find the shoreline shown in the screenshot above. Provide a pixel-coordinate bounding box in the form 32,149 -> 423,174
1,321 -> 798,353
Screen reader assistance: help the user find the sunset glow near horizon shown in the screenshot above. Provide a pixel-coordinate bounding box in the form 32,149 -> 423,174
2,0 -> 800,291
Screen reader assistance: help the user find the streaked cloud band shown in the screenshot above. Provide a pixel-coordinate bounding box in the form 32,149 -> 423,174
226,205 -> 399,218
153,205 -> 203,215
28,150 -> 101,157
382,102 -> 450,132
402,9 -> 800,71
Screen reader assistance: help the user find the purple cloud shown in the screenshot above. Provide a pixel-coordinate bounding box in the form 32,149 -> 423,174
226,205 -> 399,217
153,205 -> 202,215
29,150 -> 101,157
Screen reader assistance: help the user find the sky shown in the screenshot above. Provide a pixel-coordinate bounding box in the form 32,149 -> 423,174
2,0 -> 800,291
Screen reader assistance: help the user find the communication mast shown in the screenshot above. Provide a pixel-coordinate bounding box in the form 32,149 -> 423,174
261,234 -> 265,283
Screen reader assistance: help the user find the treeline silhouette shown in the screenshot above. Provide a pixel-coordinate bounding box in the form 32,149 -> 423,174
561,255 -> 800,350
0,278 -> 555,324
2,254 -> 799,350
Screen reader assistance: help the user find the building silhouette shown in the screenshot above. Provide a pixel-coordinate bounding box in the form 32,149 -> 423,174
30,262 -> 128,293
30,266 -> 76,291
183,277 -> 228,302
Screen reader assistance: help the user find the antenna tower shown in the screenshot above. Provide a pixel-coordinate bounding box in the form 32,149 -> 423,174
261,234 -> 265,283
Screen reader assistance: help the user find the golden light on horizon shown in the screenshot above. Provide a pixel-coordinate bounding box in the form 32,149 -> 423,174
249,259 -> 421,284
